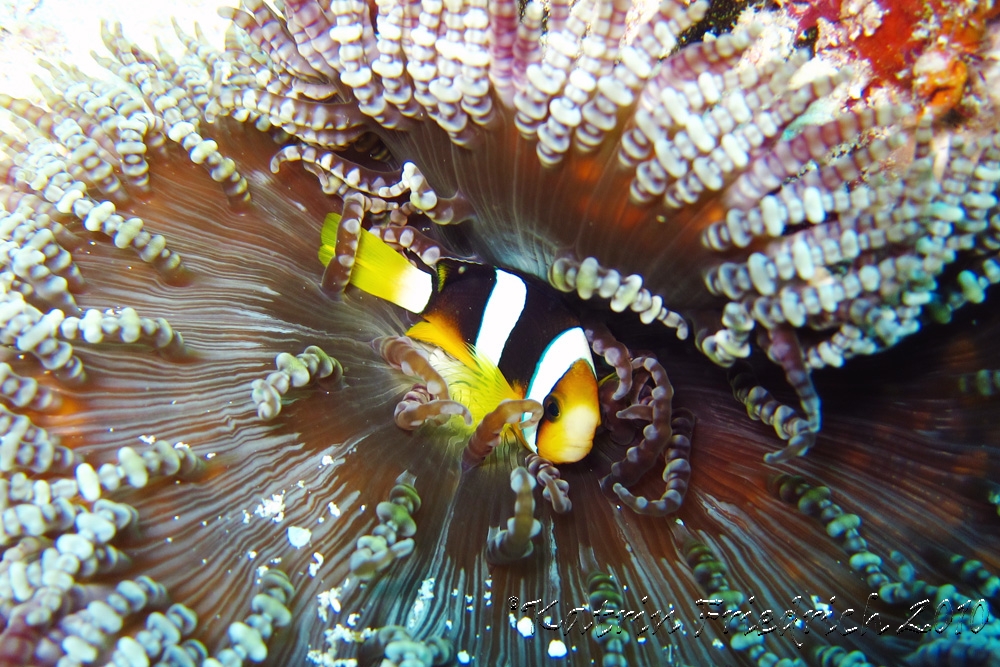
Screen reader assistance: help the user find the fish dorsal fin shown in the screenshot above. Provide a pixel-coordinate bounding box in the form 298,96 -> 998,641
319,213 -> 432,313
435,259 -> 452,292
433,258 -> 496,291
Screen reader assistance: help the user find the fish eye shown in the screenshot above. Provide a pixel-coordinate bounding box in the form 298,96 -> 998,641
543,396 -> 560,421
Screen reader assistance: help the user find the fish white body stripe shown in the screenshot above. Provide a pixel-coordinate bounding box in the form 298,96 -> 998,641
475,269 -> 527,366
521,326 -> 596,449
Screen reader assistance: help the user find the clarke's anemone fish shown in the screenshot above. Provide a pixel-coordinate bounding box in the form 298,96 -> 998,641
319,213 -> 600,464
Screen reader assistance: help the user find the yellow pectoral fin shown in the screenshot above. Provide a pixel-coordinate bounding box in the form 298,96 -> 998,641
509,422 -> 530,450
408,321 -> 519,424
407,319 -> 476,369
462,348 -> 520,421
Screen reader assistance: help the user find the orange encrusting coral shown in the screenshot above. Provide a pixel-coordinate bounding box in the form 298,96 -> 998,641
785,0 -> 995,116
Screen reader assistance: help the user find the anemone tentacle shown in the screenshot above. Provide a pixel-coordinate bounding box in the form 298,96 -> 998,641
0,0 -> 997,665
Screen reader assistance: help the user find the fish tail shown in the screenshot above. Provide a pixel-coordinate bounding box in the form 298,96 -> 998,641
317,212 -> 341,268
319,213 -> 433,313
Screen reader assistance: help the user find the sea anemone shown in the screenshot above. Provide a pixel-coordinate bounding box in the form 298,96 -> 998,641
1,0 -> 999,666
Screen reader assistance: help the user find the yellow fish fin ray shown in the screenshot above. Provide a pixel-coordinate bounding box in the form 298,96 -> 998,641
320,212 -> 341,251
421,340 -> 519,425
319,213 -> 432,313
318,212 -> 340,267
407,319 -> 476,369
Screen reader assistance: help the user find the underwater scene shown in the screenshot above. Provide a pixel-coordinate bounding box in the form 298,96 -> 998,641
0,0 -> 999,664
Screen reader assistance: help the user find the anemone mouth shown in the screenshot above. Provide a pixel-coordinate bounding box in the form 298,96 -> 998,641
0,1 -> 999,666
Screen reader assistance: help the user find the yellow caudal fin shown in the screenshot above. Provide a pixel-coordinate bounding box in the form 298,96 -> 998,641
319,213 -> 433,313
317,212 -> 340,268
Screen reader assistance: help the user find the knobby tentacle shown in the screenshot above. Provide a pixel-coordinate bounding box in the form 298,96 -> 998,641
377,336 -> 473,430
251,345 -> 342,420
761,324 -> 822,432
589,328 -> 696,516
463,399 -> 542,470
613,409 -> 696,516
586,322 -> 633,401
554,256 -> 689,338
348,472 -> 421,580
728,361 -> 817,463
377,336 -> 449,400
486,467 -> 540,564
525,453 -> 571,514
393,386 -> 472,431
321,193 -> 367,295
370,222 -> 450,268
600,355 -> 675,494
367,626 -> 453,667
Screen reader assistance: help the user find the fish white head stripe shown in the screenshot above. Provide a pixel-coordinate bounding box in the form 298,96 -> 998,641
522,326 -> 595,450
475,269 -> 527,366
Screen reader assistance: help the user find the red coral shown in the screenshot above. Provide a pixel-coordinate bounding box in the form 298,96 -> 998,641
784,0 -> 995,115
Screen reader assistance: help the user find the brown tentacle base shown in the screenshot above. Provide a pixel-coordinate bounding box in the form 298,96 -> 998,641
525,454 -> 571,514
463,399 -> 542,471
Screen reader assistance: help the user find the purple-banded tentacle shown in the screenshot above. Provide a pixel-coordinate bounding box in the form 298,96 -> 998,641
762,325 -> 822,432
613,409 -> 695,516
378,336 -> 473,429
463,398 -> 542,471
270,144 -> 406,198
525,453 -> 571,514
377,335 -> 450,400
600,356 -> 675,493
586,322 -> 633,401
371,223 -> 448,268
393,387 -> 472,430
321,193 -> 367,296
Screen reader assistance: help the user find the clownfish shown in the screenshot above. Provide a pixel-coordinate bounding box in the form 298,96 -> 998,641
319,214 -> 600,464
